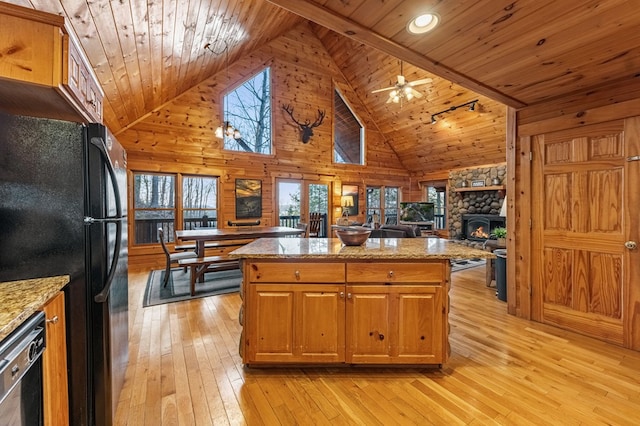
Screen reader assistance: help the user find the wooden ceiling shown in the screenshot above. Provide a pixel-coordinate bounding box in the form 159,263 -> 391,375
6,0 -> 640,173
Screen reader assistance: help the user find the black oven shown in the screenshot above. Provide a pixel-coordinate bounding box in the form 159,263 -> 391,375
0,311 -> 46,426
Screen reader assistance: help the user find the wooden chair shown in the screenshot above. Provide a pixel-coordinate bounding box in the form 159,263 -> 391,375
308,213 -> 322,237
158,228 -> 198,287
296,222 -> 308,237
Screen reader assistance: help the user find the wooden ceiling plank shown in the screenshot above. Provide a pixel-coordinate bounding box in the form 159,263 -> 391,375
454,0 -> 640,82
59,0 -> 131,128
146,0 -> 165,108
174,0 -> 206,100
186,0 -> 226,90
110,0 -> 147,119
84,0 -> 139,125
266,0 -> 526,108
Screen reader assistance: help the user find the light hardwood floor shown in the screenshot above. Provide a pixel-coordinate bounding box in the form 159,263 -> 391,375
115,265 -> 640,425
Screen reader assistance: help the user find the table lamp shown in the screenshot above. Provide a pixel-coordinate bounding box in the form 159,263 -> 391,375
340,195 -> 354,224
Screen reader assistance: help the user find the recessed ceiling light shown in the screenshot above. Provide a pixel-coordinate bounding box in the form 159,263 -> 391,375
407,13 -> 439,34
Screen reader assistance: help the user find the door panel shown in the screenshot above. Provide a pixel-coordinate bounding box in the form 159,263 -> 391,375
533,120 -> 632,346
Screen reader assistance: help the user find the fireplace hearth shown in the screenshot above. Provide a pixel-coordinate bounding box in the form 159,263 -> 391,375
462,214 -> 506,241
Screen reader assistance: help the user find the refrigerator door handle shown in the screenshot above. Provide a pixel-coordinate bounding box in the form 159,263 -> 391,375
89,136 -> 122,218
89,135 -> 124,304
84,216 -> 126,225
94,208 -> 122,304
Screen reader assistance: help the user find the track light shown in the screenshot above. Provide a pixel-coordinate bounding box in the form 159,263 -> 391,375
430,99 -> 478,125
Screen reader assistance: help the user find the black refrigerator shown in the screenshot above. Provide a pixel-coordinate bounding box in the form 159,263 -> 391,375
0,110 -> 129,426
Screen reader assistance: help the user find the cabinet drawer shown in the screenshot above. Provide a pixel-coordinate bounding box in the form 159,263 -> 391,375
248,262 -> 345,283
347,262 -> 444,283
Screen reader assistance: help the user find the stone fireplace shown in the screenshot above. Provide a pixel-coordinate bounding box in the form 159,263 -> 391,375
448,164 -> 506,240
462,214 -> 506,241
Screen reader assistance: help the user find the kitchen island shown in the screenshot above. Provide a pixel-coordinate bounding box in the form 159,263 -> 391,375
230,238 -> 493,367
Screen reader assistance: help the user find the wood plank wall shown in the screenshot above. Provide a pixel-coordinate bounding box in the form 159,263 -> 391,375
118,22 -> 416,268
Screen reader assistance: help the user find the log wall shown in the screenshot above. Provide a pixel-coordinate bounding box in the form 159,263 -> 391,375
118,23 -> 416,268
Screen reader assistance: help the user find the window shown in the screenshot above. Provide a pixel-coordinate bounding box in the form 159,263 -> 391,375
133,173 -> 175,244
366,186 -> 399,225
133,173 -> 218,245
183,176 -> 218,229
334,89 -> 364,164
223,67 -> 271,154
425,182 -> 447,229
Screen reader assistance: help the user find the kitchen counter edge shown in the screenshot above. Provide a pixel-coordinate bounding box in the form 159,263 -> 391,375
0,275 -> 70,341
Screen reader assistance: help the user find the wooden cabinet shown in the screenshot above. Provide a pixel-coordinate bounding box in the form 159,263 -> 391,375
247,283 -> 345,363
246,262 -> 346,363
242,259 -> 449,366
0,2 -> 103,123
347,285 -> 444,364
42,291 -> 69,426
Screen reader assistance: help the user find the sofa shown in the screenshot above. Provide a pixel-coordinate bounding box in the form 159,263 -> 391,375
369,224 -> 421,238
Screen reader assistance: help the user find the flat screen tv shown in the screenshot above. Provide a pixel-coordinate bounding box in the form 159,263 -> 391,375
399,202 -> 435,223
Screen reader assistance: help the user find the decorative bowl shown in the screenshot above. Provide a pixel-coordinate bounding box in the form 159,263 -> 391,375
335,229 -> 371,246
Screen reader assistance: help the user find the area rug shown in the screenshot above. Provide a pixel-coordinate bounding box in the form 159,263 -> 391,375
451,258 -> 486,273
143,268 -> 242,307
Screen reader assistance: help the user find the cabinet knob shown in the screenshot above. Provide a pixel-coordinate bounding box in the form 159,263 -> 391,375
294,270 -> 300,279
388,270 -> 394,278
340,291 -> 345,298
625,241 -> 637,250
347,292 -> 352,299
46,315 -> 59,324
379,333 -> 385,341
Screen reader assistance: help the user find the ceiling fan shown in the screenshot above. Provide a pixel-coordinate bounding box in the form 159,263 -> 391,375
371,61 -> 432,105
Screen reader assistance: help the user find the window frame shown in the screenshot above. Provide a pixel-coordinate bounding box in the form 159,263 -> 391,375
333,87 -> 365,165
221,65 -> 273,155
131,171 -> 219,246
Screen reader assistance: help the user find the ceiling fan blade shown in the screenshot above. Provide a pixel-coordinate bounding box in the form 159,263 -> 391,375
408,78 -> 433,86
410,88 -> 423,98
371,86 -> 396,93
397,75 -> 405,85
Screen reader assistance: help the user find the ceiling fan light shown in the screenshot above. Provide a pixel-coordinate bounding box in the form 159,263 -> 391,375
392,96 -> 400,103
407,13 -> 439,34
389,90 -> 397,98
215,126 -> 224,139
405,92 -> 414,101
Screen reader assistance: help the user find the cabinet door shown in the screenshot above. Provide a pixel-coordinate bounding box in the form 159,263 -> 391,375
347,285 -> 444,364
298,286 -> 345,362
346,286 -> 392,363
396,286 -> 443,363
246,283 -> 345,363
43,291 -> 69,426
247,284 -> 295,362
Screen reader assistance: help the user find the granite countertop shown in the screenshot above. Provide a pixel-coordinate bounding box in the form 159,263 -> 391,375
229,237 -> 495,260
0,275 -> 69,341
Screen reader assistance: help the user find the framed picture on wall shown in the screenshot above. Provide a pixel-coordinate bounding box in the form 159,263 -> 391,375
235,179 -> 262,218
341,184 -> 359,216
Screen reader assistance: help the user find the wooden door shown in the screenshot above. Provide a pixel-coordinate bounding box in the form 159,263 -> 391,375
532,119 -> 640,348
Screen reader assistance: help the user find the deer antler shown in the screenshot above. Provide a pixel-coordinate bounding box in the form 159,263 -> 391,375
282,104 -> 325,144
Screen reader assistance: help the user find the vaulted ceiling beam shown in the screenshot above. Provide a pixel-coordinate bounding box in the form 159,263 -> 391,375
267,0 -> 526,109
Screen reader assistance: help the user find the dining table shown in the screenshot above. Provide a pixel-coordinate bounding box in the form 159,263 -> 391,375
175,226 -> 304,257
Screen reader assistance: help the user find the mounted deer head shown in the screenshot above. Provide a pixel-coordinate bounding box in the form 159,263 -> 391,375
282,104 -> 325,144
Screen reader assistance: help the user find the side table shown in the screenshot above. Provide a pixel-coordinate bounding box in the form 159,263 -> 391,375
484,239 -> 506,287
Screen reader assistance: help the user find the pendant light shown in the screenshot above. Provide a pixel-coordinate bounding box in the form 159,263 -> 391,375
205,40 -> 241,140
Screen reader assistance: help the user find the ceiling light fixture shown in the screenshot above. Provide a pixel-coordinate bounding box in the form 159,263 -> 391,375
205,40 -> 242,140
407,13 -> 439,34
430,99 -> 478,124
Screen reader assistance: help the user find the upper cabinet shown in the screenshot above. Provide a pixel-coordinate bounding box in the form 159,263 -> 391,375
0,3 -> 103,123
